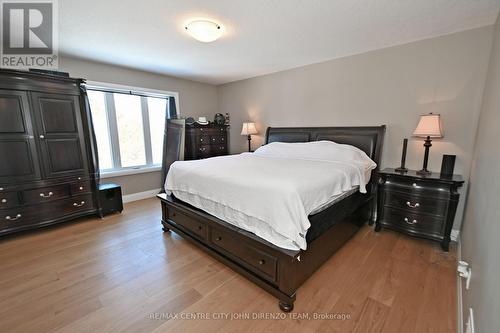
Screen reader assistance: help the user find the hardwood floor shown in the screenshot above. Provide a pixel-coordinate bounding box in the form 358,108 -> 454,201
0,198 -> 457,333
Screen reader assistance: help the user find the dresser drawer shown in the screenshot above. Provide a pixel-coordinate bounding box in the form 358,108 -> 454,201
23,184 -> 70,204
209,135 -> 226,144
383,176 -> 451,198
197,145 -> 212,158
0,191 -> 19,210
70,180 -> 92,195
380,208 -> 445,238
167,207 -> 207,240
384,190 -> 448,217
210,227 -> 278,283
196,135 -> 211,145
211,144 -> 227,155
0,194 -> 95,231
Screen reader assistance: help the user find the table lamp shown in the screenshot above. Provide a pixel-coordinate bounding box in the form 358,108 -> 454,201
413,113 -> 443,175
241,122 -> 258,152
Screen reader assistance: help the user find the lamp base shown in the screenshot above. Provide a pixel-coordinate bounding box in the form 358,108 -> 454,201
247,135 -> 252,152
416,169 -> 432,176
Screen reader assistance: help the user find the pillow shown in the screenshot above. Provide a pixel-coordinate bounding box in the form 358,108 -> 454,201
253,141 -> 376,170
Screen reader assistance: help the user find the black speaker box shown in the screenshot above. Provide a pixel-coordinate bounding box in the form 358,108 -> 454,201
440,155 -> 456,176
98,183 -> 123,216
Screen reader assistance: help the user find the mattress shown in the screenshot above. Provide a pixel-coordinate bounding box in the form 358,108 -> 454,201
165,150 -> 374,251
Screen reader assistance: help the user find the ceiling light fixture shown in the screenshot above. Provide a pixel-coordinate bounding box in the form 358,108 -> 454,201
185,20 -> 222,43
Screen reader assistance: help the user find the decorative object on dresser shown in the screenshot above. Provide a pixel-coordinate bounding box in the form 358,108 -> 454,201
185,122 -> 228,159
440,154 -> 456,176
413,113 -> 444,175
214,113 -> 225,125
0,69 -> 99,236
98,183 -> 123,216
196,116 -> 209,125
375,168 -> 464,251
241,122 -> 258,152
395,138 -> 409,173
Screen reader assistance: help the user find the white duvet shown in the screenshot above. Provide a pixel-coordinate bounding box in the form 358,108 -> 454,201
165,141 -> 376,250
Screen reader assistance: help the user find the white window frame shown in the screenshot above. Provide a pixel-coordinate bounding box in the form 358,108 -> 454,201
85,81 -> 180,178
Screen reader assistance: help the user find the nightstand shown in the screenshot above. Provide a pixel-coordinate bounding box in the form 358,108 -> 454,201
375,168 -> 464,251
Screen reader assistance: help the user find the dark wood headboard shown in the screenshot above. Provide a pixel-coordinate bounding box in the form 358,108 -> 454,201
265,126 -> 386,169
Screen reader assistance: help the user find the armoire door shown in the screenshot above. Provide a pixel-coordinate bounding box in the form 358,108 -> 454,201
30,92 -> 89,179
0,90 -> 42,184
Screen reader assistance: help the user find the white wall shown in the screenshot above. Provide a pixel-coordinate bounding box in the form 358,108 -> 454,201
461,14 -> 500,332
59,56 -> 219,195
218,26 -> 494,230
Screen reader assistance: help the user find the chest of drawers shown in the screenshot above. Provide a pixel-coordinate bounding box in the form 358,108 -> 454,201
185,124 -> 229,160
375,168 -> 464,251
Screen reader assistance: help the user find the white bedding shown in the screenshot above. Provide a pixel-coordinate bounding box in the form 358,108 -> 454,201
165,141 -> 376,251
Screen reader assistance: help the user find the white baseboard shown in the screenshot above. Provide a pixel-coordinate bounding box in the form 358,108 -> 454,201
457,235 -> 463,333
451,229 -> 460,241
122,188 -> 161,203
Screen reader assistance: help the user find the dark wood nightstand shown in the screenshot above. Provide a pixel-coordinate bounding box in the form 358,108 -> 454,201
375,168 -> 464,251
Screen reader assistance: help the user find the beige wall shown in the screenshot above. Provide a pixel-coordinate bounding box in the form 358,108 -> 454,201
218,26 -> 494,230
59,56 -> 218,195
461,14 -> 500,332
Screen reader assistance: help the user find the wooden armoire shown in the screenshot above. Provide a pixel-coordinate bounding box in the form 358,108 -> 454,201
0,69 -> 99,236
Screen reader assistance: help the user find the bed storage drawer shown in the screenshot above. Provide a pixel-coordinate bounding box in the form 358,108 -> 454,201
210,227 -> 278,283
167,207 -> 207,240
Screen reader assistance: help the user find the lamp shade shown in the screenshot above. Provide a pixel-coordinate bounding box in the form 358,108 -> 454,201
413,113 -> 443,138
241,122 -> 258,136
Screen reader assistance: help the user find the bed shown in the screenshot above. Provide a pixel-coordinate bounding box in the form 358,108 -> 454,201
157,126 -> 385,312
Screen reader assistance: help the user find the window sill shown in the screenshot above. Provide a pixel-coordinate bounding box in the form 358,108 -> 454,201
100,166 -> 162,179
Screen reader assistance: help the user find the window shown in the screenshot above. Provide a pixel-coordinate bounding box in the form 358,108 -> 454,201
87,84 -> 174,175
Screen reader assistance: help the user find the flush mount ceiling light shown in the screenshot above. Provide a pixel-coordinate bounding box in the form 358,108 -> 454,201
185,20 -> 222,42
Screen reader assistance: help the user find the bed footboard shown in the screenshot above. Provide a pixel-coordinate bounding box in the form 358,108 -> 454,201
157,193 -> 372,312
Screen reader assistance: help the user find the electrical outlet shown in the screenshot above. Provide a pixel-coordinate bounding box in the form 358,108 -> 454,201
458,261 -> 472,290
465,308 -> 475,333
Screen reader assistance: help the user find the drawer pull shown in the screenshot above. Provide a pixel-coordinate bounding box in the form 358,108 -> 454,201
79,186 -> 84,191
39,191 -> 54,198
216,236 -> 222,241
172,212 -> 176,217
200,138 -> 204,142
1,198 -> 6,203
0,187 -> 3,191
406,201 -> 420,208
404,217 -> 418,225
412,183 -> 418,187
258,259 -> 265,265
199,147 -> 206,152
212,138 -> 216,141
197,225 -> 203,230
73,201 -> 85,207
5,214 -> 21,221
